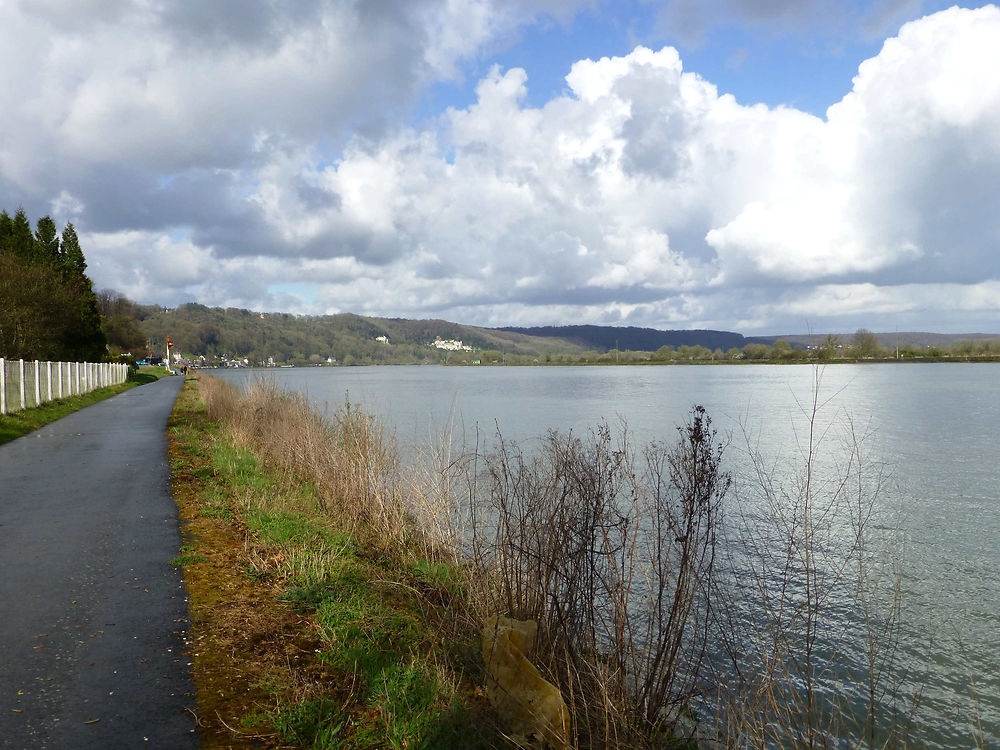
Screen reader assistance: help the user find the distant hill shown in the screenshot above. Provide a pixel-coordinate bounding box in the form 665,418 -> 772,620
498,325 -> 754,352
138,304 -> 589,364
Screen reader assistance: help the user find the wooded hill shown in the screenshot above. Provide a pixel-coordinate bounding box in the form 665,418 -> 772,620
501,325 -> 758,352
139,304 -> 590,365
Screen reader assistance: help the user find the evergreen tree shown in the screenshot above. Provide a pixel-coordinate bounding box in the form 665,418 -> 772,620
60,222 -> 87,276
34,215 -> 61,264
11,208 -> 35,260
0,210 -> 13,250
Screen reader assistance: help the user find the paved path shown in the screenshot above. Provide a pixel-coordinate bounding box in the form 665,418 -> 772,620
0,376 -> 197,749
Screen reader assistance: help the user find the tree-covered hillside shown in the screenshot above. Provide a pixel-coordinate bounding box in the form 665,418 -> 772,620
139,304 -> 587,365
500,324 -> 756,352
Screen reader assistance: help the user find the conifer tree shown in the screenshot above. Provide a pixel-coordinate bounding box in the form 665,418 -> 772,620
35,215 -> 61,264
60,222 -> 87,276
11,208 -> 35,260
0,210 -> 13,250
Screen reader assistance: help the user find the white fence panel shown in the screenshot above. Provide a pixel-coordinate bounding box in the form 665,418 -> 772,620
0,358 -> 130,415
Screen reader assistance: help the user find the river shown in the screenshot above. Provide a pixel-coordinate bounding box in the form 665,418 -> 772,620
209,362 -> 1000,748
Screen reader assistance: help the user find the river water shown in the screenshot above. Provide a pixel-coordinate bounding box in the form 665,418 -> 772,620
210,363 -> 1000,748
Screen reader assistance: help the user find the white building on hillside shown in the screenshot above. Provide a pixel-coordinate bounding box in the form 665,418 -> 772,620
433,338 -> 472,352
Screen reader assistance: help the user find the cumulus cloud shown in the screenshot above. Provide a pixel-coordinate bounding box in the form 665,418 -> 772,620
3,3 -> 1000,333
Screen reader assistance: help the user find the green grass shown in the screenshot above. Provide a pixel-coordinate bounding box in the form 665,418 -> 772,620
171,376 -> 500,749
170,545 -> 208,566
0,366 -> 171,445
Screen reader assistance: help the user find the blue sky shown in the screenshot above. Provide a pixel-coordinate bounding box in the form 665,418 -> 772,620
428,1 -> 976,117
2,1 -> 1000,334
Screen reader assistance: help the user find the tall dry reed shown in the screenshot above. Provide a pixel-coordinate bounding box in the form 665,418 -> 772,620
199,375 -> 407,548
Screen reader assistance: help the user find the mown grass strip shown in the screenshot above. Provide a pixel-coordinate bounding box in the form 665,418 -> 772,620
0,366 -> 170,445
168,374 -> 500,749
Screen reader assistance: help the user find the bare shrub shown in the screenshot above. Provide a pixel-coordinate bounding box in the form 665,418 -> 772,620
465,407 -> 729,747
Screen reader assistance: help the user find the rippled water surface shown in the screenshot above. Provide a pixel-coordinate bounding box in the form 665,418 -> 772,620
211,363 -> 1000,747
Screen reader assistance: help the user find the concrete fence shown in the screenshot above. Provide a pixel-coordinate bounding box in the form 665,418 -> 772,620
0,358 -> 130,415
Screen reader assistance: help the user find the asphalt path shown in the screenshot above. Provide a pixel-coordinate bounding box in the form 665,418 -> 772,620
0,375 -> 197,749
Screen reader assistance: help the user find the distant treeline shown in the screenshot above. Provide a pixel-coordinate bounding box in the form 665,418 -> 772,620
446,328 -> 1000,365
0,208 -> 106,361
500,324 -> 756,352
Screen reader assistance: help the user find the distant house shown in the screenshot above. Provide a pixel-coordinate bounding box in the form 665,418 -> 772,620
375,335 -> 390,344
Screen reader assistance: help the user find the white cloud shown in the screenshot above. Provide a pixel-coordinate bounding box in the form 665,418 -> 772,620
4,4 -> 1000,333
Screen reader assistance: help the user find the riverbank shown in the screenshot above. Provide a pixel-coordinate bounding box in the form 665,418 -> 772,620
167,374 -> 499,748
174,367 -> 964,748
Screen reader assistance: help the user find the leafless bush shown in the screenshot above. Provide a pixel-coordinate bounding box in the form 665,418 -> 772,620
464,407 -> 729,747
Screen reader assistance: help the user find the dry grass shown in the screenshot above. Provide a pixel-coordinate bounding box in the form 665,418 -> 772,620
178,374 -> 500,749
169,377 -> 349,749
201,376 -> 409,550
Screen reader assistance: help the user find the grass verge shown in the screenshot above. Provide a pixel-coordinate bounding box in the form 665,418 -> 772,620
0,365 -> 170,445
167,374 -> 500,749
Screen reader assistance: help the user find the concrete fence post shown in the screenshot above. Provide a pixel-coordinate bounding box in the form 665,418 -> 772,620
19,359 -> 26,411
1,358 -> 6,415
46,361 -> 52,403
34,360 -> 41,407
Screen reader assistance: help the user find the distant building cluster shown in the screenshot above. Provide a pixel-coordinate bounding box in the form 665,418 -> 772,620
433,338 -> 472,351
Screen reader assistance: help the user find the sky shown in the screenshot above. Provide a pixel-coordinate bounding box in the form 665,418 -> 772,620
2,1 -> 999,335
